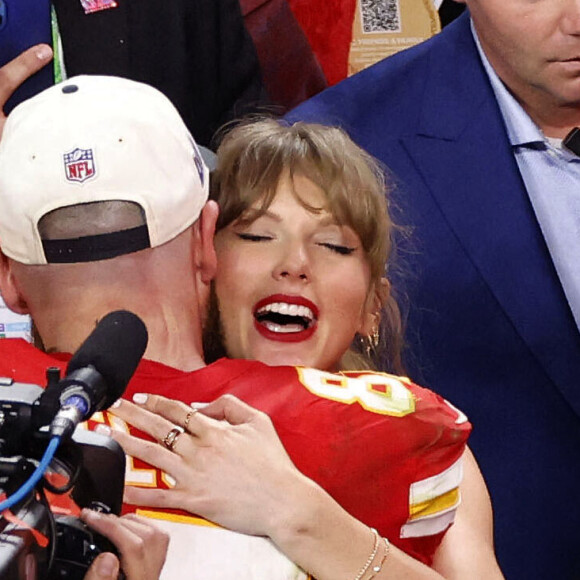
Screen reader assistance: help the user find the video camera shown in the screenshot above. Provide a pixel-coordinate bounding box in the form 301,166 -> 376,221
0,375 -> 125,580
0,310 -> 148,580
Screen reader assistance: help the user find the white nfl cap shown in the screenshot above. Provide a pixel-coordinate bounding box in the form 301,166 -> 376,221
0,75 -> 209,264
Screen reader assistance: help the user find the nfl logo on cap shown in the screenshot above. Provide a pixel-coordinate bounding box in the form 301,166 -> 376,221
64,148 -> 96,183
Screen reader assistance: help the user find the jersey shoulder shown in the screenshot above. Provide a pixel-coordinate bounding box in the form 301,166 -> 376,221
322,368 -> 470,426
0,339 -> 66,385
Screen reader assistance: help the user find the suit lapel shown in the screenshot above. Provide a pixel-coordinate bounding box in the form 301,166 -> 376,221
401,13 -> 580,416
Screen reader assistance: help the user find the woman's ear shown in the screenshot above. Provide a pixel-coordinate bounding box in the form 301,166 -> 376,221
0,251 -> 30,314
359,277 -> 390,337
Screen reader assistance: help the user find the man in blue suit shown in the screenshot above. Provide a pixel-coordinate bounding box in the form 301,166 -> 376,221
288,2 -> 580,579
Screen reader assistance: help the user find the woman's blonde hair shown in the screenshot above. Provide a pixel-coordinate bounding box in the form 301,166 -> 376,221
208,118 -> 404,373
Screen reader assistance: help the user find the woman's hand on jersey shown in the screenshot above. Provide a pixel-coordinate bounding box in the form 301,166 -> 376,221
81,510 -> 169,580
106,394 -> 310,538
0,44 -> 53,139
107,395 -> 448,580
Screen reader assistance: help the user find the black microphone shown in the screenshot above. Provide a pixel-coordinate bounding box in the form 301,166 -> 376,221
49,310 -> 148,438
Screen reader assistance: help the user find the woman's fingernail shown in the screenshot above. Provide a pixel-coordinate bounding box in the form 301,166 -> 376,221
190,402 -> 209,409
111,399 -> 121,409
95,424 -> 112,436
133,393 -> 148,404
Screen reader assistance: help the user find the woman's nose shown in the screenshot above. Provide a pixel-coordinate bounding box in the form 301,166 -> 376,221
272,243 -> 311,281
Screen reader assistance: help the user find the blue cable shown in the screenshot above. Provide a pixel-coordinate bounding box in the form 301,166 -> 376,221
0,436 -> 61,513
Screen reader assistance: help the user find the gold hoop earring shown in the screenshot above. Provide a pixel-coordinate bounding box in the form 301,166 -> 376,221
371,326 -> 380,348
362,326 -> 380,358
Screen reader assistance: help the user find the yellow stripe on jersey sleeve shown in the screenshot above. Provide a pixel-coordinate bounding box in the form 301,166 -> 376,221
136,509 -> 222,528
400,456 -> 463,539
409,487 -> 460,520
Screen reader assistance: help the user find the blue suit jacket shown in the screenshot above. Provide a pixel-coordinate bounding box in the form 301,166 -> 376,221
288,11 -> 580,580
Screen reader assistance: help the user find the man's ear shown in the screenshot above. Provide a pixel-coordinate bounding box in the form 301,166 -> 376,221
194,200 -> 219,284
0,250 -> 30,314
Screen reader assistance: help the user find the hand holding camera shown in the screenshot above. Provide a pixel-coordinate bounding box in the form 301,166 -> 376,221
80,511 -> 168,580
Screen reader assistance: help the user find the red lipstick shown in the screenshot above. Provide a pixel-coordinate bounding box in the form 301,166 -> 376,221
253,294 -> 319,343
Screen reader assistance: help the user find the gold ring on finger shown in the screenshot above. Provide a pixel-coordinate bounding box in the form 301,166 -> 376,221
163,426 -> 184,452
183,408 -> 198,431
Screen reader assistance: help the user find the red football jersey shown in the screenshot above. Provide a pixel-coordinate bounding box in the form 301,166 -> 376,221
0,340 -> 470,578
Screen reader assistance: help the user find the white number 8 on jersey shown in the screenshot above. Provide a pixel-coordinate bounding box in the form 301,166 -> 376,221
297,368 -> 416,417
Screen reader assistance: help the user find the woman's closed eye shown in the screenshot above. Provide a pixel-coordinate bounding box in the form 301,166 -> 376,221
318,242 -> 356,255
236,232 -> 273,242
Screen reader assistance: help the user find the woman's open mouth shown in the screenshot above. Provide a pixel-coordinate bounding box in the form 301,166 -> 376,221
253,295 -> 318,342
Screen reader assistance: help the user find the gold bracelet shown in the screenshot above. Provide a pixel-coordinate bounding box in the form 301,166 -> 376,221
353,528 -> 380,580
366,538 -> 390,579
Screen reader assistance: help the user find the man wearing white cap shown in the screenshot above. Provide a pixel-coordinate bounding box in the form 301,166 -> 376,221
0,76 -> 470,580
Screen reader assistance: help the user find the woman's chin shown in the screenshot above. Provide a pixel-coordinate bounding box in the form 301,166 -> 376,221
248,346 -> 332,371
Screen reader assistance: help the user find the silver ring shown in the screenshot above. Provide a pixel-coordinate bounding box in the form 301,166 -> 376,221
162,427 -> 184,451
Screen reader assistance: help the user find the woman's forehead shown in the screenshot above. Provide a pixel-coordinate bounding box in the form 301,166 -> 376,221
240,177 -> 337,220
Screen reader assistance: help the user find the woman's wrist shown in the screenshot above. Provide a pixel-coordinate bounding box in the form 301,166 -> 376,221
264,474 -> 444,580
265,472 -> 374,580
264,470 -> 326,547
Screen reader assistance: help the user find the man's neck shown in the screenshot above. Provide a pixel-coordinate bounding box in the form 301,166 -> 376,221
519,98 -> 580,140
36,304 -> 207,373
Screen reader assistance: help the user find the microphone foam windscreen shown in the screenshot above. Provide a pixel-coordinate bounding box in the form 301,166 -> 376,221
67,310 -> 149,405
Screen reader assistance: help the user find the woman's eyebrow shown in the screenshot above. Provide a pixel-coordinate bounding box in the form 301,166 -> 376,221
235,208 -> 282,225
317,215 -> 341,227
237,208 -> 341,227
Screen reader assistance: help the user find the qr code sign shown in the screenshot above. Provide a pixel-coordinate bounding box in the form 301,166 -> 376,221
361,0 -> 401,33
